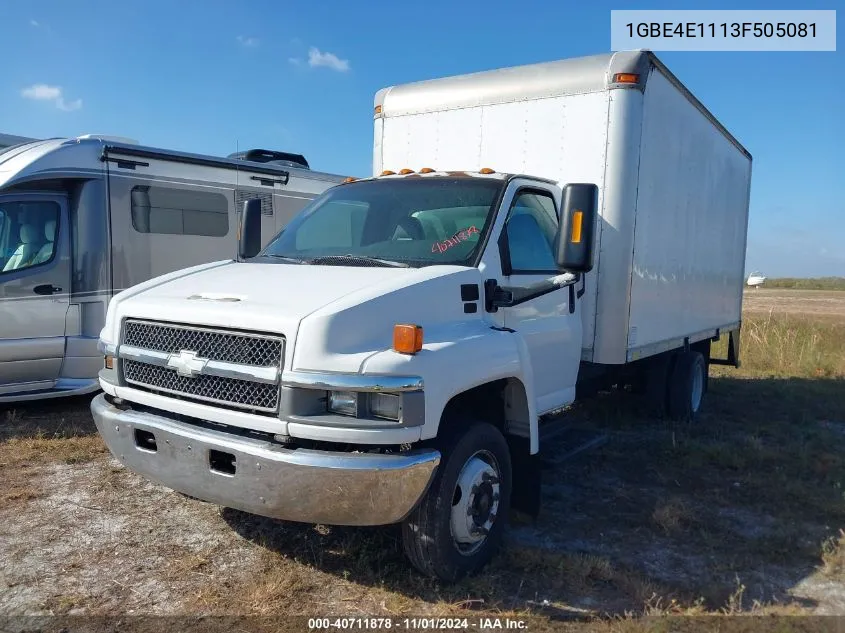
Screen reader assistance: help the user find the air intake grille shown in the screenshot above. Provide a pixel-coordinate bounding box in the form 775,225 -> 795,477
122,359 -> 280,412
123,320 -> 282,366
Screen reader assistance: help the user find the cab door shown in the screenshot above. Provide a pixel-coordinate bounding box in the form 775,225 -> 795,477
496,182 -> 582,413
0,194 -> 71,395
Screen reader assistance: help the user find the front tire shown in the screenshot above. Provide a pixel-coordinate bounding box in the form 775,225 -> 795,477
401,422 -> 512,582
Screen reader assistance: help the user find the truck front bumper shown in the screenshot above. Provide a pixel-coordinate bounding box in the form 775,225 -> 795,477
91,393 -> 440,526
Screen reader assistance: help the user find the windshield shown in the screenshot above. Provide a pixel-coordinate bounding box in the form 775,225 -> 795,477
258,177 -> 504,267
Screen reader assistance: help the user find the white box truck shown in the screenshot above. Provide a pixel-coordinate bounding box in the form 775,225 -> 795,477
90,50 -> 751,581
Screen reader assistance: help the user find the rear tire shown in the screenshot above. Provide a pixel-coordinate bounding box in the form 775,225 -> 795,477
401,421 -> 512,582
666,351 -> 706,422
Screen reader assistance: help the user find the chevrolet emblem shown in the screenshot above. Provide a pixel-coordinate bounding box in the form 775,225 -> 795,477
166,350 -> 208,379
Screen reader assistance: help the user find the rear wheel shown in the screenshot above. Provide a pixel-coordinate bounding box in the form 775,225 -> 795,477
667,351 -> 707,422
401,422 -> 512,582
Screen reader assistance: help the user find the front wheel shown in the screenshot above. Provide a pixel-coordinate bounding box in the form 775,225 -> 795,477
401,422 -> 512,581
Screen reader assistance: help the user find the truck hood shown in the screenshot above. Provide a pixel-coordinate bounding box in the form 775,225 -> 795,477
103,259 -> 486,374
105,260 -> 417,340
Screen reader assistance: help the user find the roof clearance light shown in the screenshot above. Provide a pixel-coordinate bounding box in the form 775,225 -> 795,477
613,73 -> 639,84
570,210 -> 583,244
374,105 -> 383,114
419,167 -> 435,173
343,176 -> 358,183
399,168 -> 415,175
479,167 -> 496,174
393,324 -> 424,355
381,170 -> 396,176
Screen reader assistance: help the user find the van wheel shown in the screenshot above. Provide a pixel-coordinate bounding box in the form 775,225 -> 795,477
667,351 -> 706,422
401,422 -> 512,582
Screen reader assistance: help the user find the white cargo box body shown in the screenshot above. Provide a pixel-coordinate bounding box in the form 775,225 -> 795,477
374,50 -> 752,365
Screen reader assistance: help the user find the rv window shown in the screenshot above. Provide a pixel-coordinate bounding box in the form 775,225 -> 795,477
0,200 -> 60,274
130,186 -> 228,237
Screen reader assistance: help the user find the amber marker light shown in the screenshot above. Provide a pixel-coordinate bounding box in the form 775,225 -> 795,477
393,324 -> 424,354
613,73 -> 639,84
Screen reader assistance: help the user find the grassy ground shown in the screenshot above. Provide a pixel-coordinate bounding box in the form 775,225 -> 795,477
763,278 -> 845,291
2,294 -> 845,626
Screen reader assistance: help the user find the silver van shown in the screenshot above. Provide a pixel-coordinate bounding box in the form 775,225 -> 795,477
0,135 -> 345,402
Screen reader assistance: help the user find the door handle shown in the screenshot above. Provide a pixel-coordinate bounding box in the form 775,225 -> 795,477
33,284 -> 62,295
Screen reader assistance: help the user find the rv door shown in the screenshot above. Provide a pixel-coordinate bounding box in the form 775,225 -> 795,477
0,193 -> 71,396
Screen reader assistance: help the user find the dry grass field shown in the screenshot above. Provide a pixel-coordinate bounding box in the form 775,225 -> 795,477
2,288 -> 845,630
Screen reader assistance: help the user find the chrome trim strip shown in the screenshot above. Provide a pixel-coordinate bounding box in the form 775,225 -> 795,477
116,344 -> 280,384
120,344 -> 168,366
98,340 -> 118,356
283,371 -> 423,393
203,359 -> 280,384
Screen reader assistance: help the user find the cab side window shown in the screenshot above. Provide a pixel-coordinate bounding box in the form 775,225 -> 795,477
502,190 -> 558,274
0,201 -> 60,274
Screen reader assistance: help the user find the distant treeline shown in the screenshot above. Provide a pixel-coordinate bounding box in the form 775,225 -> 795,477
764,277 -> 845,291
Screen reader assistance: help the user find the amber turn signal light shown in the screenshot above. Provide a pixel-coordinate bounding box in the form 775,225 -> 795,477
104,355 -> 114,370
570,210 -> 583,243
393,324 -> 423,354
613,73 -> 639,84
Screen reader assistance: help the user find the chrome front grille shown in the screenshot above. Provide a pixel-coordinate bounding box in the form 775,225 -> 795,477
120,320 -> 283,414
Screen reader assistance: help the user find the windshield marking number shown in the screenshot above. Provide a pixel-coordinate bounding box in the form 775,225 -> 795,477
431,226 -> 480,254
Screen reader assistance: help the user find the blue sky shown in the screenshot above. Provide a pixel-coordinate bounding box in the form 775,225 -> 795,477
1,0 -> 842,277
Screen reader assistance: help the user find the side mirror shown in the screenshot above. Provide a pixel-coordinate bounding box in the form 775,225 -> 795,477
556,183 -> 598,273
238,198 -> 263,260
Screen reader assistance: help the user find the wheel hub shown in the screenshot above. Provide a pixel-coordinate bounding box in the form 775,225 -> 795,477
450,454 -> 501,552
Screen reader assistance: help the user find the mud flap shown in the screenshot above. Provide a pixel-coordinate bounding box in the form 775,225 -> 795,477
507,436 -> 541,517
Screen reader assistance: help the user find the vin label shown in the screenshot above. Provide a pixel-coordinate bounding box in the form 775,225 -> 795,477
611,10 -> 836,51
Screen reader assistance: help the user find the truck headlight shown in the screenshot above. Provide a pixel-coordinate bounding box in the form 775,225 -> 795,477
326,391 -> 401,421
327,391 -> 358,416
368,393 -> 401,420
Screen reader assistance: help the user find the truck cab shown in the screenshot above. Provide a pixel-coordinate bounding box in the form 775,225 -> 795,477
92,170 -> 597,581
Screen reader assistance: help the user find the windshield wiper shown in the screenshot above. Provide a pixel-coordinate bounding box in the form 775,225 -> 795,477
260,254 -> 309,264
308,254 -> 409,268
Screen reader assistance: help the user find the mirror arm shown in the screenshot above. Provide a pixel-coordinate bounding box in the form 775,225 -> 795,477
490,272 -> 579,309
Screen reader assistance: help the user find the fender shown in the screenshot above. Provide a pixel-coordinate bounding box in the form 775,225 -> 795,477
361,321 -> 541,454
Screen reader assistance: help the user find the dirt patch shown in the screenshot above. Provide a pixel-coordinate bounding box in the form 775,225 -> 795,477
0,458 -> 263,616
743,289 -> 845,320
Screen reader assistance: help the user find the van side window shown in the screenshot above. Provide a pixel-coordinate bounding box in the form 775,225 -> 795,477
131,186 -> 228,237
0,201 -> 60,274
503,190 -> 558,274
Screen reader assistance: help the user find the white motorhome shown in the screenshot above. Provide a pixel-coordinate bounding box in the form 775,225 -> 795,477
91,51 -> 751,580
0,136 -> 345,402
